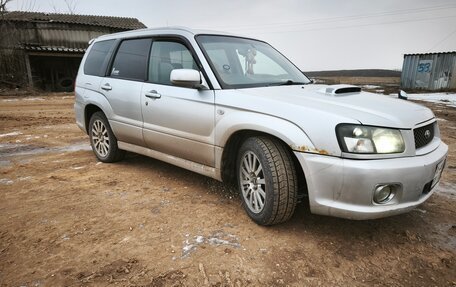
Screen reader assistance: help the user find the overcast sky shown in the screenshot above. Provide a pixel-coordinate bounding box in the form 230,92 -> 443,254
7,0 -> 456,71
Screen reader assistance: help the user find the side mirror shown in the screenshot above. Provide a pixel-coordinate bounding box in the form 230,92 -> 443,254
398,90 -> 408,100
170,69 -> 207,89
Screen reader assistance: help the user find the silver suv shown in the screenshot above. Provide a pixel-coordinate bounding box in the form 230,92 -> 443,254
75,27 -> 447,225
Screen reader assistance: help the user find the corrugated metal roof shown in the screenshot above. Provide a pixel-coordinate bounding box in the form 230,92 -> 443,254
1,11 -> 146,30
22,43 -> 86,53
404,51 -> 456,57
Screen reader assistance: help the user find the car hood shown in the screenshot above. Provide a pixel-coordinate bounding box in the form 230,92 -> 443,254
236,84 -> 434,128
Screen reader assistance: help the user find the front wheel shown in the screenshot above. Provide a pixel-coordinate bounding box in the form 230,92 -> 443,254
237,137 -> 298,225
88,111 -> 125,163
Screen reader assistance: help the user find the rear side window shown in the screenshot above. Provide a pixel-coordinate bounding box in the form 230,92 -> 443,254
84,40 -> 115,76
110,38 -> 152,81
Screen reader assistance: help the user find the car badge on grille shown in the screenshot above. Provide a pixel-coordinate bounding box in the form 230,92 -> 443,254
424,130 -> 431,139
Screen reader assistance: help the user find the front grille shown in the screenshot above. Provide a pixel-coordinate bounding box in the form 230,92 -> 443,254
414,122 -> 435,149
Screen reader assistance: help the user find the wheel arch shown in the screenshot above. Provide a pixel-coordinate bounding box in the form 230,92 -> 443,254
84,104 -> 103,134
220,129 -> 308,198
82,90 -> 114,134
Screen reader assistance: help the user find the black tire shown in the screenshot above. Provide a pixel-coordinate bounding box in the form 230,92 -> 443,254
236,136 -> 298,225
88,111 -> 125,163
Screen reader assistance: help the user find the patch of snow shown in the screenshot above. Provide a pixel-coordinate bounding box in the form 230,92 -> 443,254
0,160 -> 11,167
24,97 -> 44,101
0,142 -> 90,158
71,166 -> 85,170
436,118 -> 447,122
413,208 -> 427,214
362,85 -> 381,89
180,231 -> 241,259
312,79 -> 325,84
208,237 -> 239,246
435,182 -> 456,198
0,143 -> 21,149
385,93 -> 456,108
182,240 -> 197,258
0,178 -> 14,185
119,236 -> 131,243
57,143 -> 91,152
0,131 -> 22,138
1,99 -> 18,102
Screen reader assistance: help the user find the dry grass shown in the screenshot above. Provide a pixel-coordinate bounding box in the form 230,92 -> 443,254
314,76 -> 400,86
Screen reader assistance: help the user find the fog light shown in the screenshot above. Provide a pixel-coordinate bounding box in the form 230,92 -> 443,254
374,185 -> 395,204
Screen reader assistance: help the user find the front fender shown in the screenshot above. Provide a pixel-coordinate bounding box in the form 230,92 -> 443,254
216,109 -> 320,153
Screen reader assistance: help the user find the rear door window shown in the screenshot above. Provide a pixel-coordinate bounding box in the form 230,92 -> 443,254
84,40 -> 115,76
110,38 -> 152,81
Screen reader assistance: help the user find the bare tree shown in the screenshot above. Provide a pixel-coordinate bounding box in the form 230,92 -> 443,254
0,0 -> 13,14
1,0 -> 39,14
0,2 -> 27,88
63,0 -> 77,14
49,0 -> 59,13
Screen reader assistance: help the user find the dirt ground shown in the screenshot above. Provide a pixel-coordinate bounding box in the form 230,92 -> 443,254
0,92 -> 455,287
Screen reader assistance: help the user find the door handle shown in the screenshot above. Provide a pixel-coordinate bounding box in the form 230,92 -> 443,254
145,90 -> 161,99
101,83 -> 112,91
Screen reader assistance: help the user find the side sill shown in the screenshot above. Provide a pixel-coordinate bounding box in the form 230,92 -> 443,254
118,141 -> 222,181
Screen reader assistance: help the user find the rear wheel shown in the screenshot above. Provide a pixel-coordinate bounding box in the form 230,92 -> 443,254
237,136 -> 298,225
88,111 -> 125,163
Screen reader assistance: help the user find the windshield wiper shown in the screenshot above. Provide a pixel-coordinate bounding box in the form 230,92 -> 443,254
269,80 -> 308,86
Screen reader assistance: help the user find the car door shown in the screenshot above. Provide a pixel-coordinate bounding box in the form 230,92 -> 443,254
99,38 -> 152,146
141,39 -> 215,167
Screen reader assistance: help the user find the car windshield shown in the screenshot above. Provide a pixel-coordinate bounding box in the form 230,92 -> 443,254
196,35 -> 311,89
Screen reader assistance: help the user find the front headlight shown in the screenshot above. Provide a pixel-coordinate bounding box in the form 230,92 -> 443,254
336,124 -> 405,154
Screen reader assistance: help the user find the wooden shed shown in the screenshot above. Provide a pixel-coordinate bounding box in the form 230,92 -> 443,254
0,11 -> 146,91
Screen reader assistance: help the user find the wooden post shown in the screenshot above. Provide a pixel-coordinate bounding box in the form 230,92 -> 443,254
24,53 -> 33,88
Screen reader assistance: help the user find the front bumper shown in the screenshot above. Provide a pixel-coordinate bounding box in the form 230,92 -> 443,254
295,142 -> 448,220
